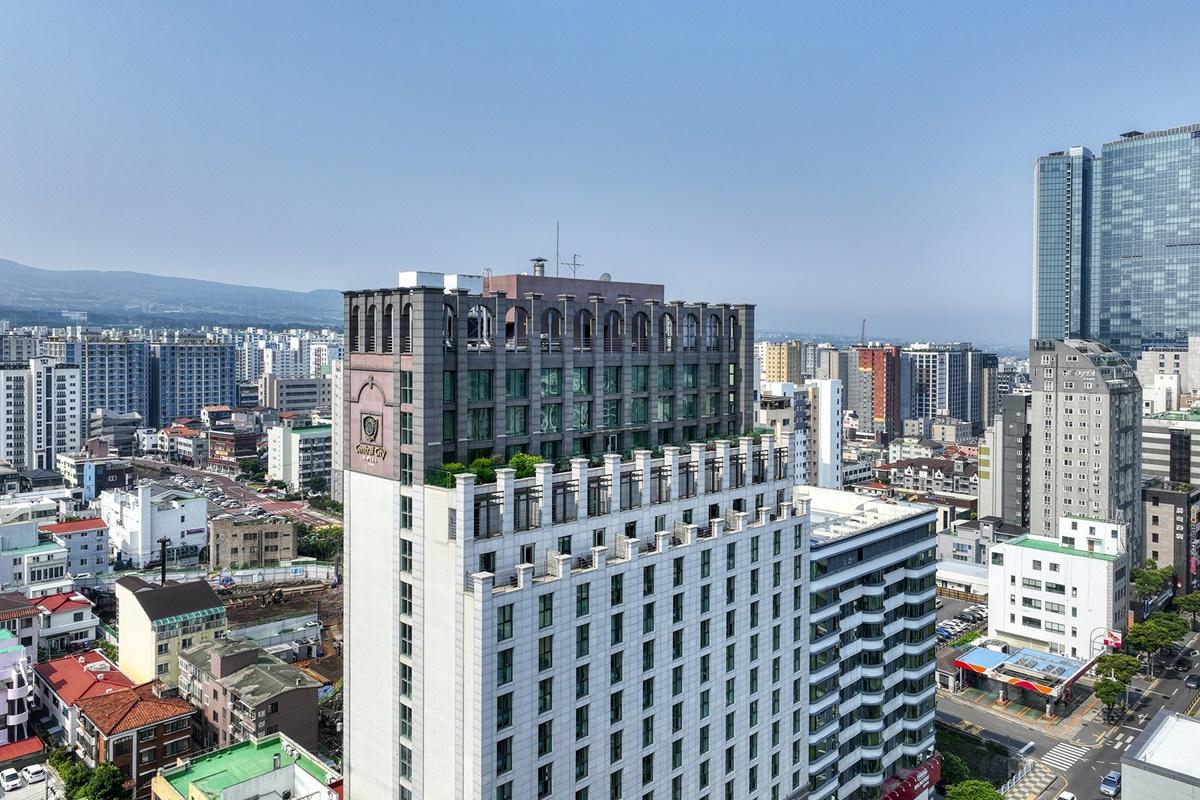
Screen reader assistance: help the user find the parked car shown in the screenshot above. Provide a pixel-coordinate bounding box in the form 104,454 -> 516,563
1056,793 -> 1077,800
1186,674 -> 1200,690
1176,659 -> 1193,673
20,764 -> 45,784
1100,770 -> 1121,796
0,768 -> 22,790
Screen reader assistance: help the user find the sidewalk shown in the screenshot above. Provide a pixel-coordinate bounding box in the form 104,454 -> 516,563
1003,765 -> 1059,800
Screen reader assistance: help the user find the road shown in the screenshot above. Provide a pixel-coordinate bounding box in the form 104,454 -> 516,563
1057,633 -> 1200,796
133,458 -> 341,527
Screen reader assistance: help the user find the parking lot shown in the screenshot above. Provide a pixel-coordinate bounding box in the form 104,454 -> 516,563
1,767 -> 63,799
936,596 -> 988,646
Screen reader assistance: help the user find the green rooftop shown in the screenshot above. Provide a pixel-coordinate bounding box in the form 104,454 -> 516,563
0,629 -> 22,656
164,734 -> 335,798
1007,534 -> 1118,561
1147,408 -> 1200,422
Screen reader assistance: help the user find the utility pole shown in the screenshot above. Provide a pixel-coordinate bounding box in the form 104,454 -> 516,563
555,221 -> 561,277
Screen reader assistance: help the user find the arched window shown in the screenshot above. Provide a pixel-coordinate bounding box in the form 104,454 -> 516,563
382,304 -> 394,353
505,306 -> 529,351
467,305 -> 494,351
603,310 -> 624,353
365,305 -> 376,352
682,313 -> 699,351
575,309 -> 594,352
704,314 -> 721,352
443,304 -> 457,350
349,305 -> 360,351
631,312 -> 650,352
659,312 -> 675,352
400,303 -> 412,353
728,314 -> 739,350
542,308 -> 563,352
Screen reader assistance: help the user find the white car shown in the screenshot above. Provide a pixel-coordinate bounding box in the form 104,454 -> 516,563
1,768 -> 22,790
1056,793 -> 1077,800
20,764 -> 45,783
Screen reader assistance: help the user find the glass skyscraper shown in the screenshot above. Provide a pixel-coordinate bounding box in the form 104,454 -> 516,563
1033,123 -> 1200,358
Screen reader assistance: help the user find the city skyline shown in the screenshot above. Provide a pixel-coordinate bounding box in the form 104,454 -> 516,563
3,3 -> 1200,341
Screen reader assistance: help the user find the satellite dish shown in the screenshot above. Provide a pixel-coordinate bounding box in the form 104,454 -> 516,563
599,272 -> 612,282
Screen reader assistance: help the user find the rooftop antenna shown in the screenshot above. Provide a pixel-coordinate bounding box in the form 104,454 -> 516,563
555,221 -> 560,277
860,318 -> 866,346
563,253 -> 584,279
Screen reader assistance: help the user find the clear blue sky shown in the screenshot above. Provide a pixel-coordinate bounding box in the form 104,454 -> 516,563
2,2 -> 1199,343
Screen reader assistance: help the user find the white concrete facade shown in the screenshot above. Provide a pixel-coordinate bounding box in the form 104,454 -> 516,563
801,379 -> 843,490
0,357 -> 83,471
987,516 -> 1129,660
99,483 -> 207,568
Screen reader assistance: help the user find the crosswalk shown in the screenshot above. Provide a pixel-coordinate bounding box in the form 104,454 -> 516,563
1041,742 -> 1089,772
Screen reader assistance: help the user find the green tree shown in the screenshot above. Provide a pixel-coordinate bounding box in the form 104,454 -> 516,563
945,780 -> 1003,800
1127,621 -> 1174,672
306,474 -> 328,493
1093,677 -> 1126,721
1148,610 -> 1189,643
76,763 -> 127,800
1178,592 -> 1200,628
238,456 -> 261,474
1095,653 -> 1140,684
940,752 -> 971,786
60,761 -> 90,799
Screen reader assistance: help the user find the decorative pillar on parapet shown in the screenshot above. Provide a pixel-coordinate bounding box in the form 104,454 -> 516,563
455,472 -> 476,540
603,454 -> 622,514
760,434 -> 775,482
738,436 -> 754,484
663,446 -> 680,503
780,431 -> 794,482
497,468 -> 515,536
714,440 -> 731,491
634,450 -> 652,507
535,462 -> 554,530
572,458 -> 590,521
690,443 -> 706,496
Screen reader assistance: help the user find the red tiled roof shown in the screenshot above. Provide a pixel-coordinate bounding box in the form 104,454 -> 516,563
38,518 -> 107,535
0,593 -> 37,621
161,426 -> 203,437
35,591 -> 93,614
33,651 -> 134,706
76,682 -> 194,736
0,736 -> 43,765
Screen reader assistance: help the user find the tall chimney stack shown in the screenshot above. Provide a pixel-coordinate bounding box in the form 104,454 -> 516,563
530,257 -> 547,277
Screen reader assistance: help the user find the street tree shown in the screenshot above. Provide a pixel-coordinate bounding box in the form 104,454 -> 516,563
945,780 -> 1003,800
1095,653 -> 1140,684
941,752 -> 971,786
1127,621 -> 1174,672
1176,592 -> 1200,629
1093,677 -> 1125,721
1148,610 -> 1189,643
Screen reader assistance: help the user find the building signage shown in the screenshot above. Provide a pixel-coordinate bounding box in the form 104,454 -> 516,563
880,753 -> 941,800
1103,629 -> 1122,648
354,443 -> 387,459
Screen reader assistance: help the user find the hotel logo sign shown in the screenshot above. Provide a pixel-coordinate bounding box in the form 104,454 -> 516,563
356,413 -> 387,460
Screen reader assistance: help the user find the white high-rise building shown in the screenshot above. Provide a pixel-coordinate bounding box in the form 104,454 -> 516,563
800,379 -> 843,490
309,341 -> 342,377
0,357 -> 83,470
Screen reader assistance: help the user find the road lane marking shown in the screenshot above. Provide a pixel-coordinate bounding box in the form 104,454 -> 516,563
1041,742 -> 1089,772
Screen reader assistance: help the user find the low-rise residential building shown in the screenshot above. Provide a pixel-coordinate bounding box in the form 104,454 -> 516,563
32,650 -> 135,748
0,593 -> 40,660
76,681 -> 196,798
174,433 -> 208,467
1122,710 -> 1200,798
39,517 -> 110,576
56,452 -> 133,502
155,426 -> 204,462
0,520 -> 71,597
116,577 -> 227,686
1142,409 -> 1200,485
35,591 -> 99,656
89,409 -> 143,457
881,457 -> 977,497
178,637 -> 320,751
207,429 -> 260,473
208,515 -> 297,569
887,437 -> 946,462
987,516 -> 1130,660
100,483 -> 207,568
266,424 -> 332,492
150,732 -> 341,800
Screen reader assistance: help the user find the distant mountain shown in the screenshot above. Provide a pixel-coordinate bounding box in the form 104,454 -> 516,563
0,258 -> 342,328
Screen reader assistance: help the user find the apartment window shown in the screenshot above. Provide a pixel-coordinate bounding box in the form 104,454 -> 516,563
539,677 -> 554,713
505,406 -> 528,437
506,369 -> 529,399
537,764 -> 553,799
497,605 -> 514,641
538,720 -> 554,756
539,594 -> 554,628
539,636 -> 554,671
541,368 -> 563,397
577,584 -> 590,617
497,649 -> 513,685
604,366 -> 622,394
497,693 -> 513,730
611,574 -> 624,606
573,367 -> 593,394
467,370 -> 493,402
577,623 -> 591,658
